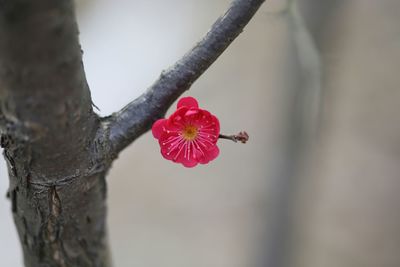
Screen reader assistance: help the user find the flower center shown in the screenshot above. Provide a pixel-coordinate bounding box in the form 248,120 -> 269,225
182,125 -> 198,141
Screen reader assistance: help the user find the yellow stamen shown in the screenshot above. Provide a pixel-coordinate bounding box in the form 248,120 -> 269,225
182,125 -> 198,141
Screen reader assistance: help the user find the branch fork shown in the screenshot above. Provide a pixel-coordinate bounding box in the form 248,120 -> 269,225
102,0 -> 265,154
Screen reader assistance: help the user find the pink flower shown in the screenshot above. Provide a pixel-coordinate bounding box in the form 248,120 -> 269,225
152,96 -> 220,168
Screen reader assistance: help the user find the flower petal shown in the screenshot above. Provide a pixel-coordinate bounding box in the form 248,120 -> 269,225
207,145 -> 220,161
177,96 -> 199,109
153,96 -> 221,167
211,115 -> 220,134
176,141 -> 197,167
160,139 -> 198,168
168,107 -> 188,128
200,145 -> 220,164
185,109 -> 200,117
152,119 -> 167,139
182,159 -> 198,168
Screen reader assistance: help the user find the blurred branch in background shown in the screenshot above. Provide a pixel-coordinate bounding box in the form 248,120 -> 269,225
2,1 -> 399,267
287,0 -> 321,140
260,1 -> 321,266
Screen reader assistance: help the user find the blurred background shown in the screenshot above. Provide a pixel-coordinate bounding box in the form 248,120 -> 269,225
1,0 -> 400,266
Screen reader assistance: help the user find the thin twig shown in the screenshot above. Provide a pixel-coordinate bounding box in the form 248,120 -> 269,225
219,131 -> 249,143
104,0 -> 266,154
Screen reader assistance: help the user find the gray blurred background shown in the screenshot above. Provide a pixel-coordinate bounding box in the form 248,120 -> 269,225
1,0 -> 400,266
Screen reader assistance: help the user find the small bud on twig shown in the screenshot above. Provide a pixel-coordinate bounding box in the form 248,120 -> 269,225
219,131 -> 249,144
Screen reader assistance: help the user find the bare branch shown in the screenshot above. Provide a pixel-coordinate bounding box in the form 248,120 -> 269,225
105,0 -> 266,155
219,131 -> 249,143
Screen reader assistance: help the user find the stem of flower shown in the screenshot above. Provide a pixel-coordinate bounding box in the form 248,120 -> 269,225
219,131 -> 249,144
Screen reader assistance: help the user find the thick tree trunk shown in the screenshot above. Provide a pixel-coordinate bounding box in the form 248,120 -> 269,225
0,0 -> 265,266
0,1 -> 111,266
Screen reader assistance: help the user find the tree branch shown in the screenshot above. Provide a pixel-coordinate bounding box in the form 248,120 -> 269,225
105,0 -> 266,155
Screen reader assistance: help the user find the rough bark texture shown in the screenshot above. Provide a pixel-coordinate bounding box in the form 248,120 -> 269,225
0,1 -> 111,266
0,0 -> 265,266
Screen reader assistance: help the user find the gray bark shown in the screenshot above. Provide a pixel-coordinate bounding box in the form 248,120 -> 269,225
105,0 -> 265,154
0,0 -> 265,266
0,0 -> 111,266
